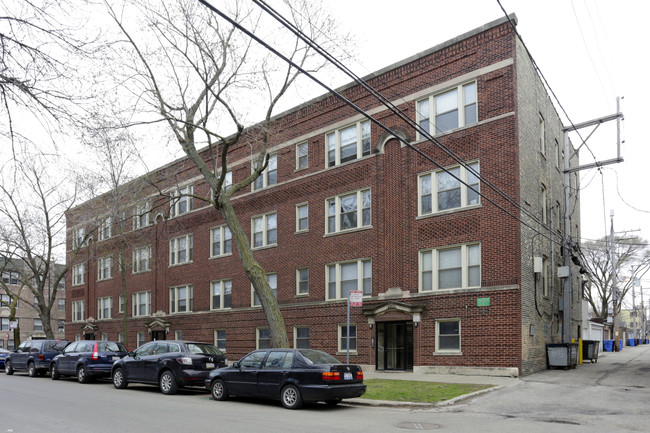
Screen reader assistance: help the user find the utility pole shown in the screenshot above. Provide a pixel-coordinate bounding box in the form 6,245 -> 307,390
610,210 -> 619,350
631,268 -> 637,341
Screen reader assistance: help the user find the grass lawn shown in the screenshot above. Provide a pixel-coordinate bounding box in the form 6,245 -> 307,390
361,379 -> 492,403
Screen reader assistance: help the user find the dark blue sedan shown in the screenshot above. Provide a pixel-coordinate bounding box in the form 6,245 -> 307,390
51,340 -> 128,383
0,348 -> 9,369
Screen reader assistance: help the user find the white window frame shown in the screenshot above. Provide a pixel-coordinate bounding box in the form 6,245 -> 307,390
72,301 -> 85,322
416,81 -> 477,137
169,285 -> 193,314
118,294 -> 125,314
98,216 -> 112,241
72,263 -> 85,286
132,245 -> 151,274
296,268 -> 309,296
132,291 -> 151,317
295,203 -> 309,233
296,142 -> 308,170
419,244 -> 481,292
253,153 -> 277,190
541,184 -> 548,225
58,298 -> 65,311
252,273 -> 277,307
337,324 -> 357,354
251,212 -> 277,249
435,319 -> 461,353
169,234 -> 193,266
326,188 -> 371,234
97,296 -> 112,320
326,259 -> 372,300
257,327 -> 271,349
210,225 -> 232,258
418,161 -> 480,216
326,120 -> 371,167
294,326 -> 310,349
133,200 -> 151,230
97,256 -> 113,281
211,279 -> 232,310
72,227 -> 86,248
34,318 -> 43,332
2,271 -> 18,285
214,329 -> 226,352
137,332 -> 145,347
170,185 -> 194,217
539,114 -> 546,155
174,330 -> 182,340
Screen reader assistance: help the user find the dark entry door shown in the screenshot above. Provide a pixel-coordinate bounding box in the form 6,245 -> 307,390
151,330 -> 166,341
376,322 -> 413,371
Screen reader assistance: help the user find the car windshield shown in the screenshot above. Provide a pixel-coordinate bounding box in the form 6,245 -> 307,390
185,343 -> 222,355
298,349 -> 341,365
97,342 -> 127,352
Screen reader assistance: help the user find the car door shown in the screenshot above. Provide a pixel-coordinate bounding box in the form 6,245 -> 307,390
127,342 -> 156,381
58,342 -> 79,374
74,341 -> 93,372
12,341 -> 31,370
143,342 -> 172,383
226,351 -> 266,397
257,351 -> 295,398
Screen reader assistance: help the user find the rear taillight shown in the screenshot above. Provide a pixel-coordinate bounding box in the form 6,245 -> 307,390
176,357 -> 193,365
91,343 -> 99,360
38,354 -> 44,361
356,371 -> 363,380
322,371 -> 341,381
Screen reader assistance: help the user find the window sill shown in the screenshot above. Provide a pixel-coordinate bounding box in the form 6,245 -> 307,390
433,351 -> 462,356
132,270 -> 152,275
417,203 -> 481,220
209,253 -> 233,260
295,293 -> 309,298
210,307 -> 232,312
251,244 -> 277,251
295,230 -> 309,235
324,225 -> 372,238
168,261 -> 193,268
336,351 -> 358,356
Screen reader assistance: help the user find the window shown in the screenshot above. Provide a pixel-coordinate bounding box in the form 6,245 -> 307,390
33,297 -> 39,308
118,333 -> 124,343
58,299 -> 65,311
554,139 -> 561,169
170,185 -> 194,217
170,285 -> 193,313
1,318 -> 8,331
137,332 -> 145,347
327,189 -> 371,234
327,259 -> 371,300
132,291 -> 151,317
326,120 -> 371,167
169,234 -> 193,265
211,280 -> 232,310
436,319 -> 461,352
132,246 -> 151,273
118,295 -> 125,314
541,184 -> 548,225
419,162 -> 479,215
57,321 -> 65,332
97,297 -> 112,320
34,318 -> 43,332
133,200 -> 151,229
417,82 -> 477,136
210,225 -> 232,257
175,330 -> 182,340
97,256 -> 113,281
214,329 -> 226,352
72,263 -> 84,286
257,328 -> 271,349
296,142 -> 308,170
253,153 -> 277,190
251,212 -> 277,248
253,273 -> 277,307
296,268 -> 309,295
98,216 -> 112,241
72,301 -> 85,322
72,227 -> 86,248
539,114 -> 546,155
294,327 -> 310,349
296,203 -> 309,232
542,256 -> 549,298
420,244 -> 480,292
2,271 -> 18,285
0,294 -> 12,307
338,324 -> 357,352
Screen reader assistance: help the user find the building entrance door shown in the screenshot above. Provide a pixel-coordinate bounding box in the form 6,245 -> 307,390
376,322 -> 413,371
151,330 -> 166,341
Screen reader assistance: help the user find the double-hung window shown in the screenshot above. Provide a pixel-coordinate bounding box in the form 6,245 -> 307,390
338,324 -> 357,352
420,244 -> 480,291
326,120 -> 371,167
436,319 -> 461,352
294,327 -> 310,349
132,291 -> 151,317
296,268 -> 309,295
214,329 -> 226,352
296,203 -> 308,232
72,301 -> 85,322
97,297 -> 112,320
2,271 -> 18,285
326,259 -> 371,300
253,153 -> 277,190
252,213 -> 277,248
296,142 -> 308,170
170,285 -> 193,313
72,263 -> 85,286
417,82 -> 477,136
98,217 -> 112,241
132,246 -> 151,273
211,280 -> 232,310
97,256 -> 113,281
73,227 -> 86,248
419,162 -> 479,215
133,200 -> 151,229
170,234 -> 193,265
34,318 -> 43,332
252,273 -> 277,307
170,185 -> 193,217
210,225 -> 232,257
326,189 -> 371,234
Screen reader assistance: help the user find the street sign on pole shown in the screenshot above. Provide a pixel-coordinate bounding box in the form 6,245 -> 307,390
349,290 -> 363,307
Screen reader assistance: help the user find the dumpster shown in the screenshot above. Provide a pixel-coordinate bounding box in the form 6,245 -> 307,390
603,340 -> 614,352
546,343 -> 579,369
582,340 -> 599,363
628,339 -> 635,347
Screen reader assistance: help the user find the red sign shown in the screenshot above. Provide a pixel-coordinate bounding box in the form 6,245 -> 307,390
349,290 -> 363,307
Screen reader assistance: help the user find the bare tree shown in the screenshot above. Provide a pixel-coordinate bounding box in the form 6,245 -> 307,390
104,0 -> 345,348
580,236 -> 650,319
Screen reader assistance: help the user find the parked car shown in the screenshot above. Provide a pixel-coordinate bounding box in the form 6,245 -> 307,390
111,340 -> 226,395
205,348 -> 366,409
0,348 -> 10,369
5,340 -> 70,376
51,340 -> 128,383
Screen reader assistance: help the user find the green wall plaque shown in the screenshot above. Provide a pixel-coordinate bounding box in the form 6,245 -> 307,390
477,297 -> 490,307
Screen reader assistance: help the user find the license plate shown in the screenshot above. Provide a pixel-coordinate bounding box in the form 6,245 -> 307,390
206,362 -> 215,369
344,372 -> 353,380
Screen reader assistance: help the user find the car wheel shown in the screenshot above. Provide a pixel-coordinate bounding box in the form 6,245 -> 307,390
77,365 -> 90,384
325,398 -> 342,406
28,362 -> 37,377
159,370 -> 178,395
211,379 -> 229,401
5,360 -> 14,375
281,384 -> 303,410
112,368 -> 128,389
51,364 -> 60,380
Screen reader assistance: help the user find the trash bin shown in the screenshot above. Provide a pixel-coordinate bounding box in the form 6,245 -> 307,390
619,339 -> 624,350
582,340 -> 599,363
628,339 -> 635,347
603,340 -> 614,352
547,343 -> 579,369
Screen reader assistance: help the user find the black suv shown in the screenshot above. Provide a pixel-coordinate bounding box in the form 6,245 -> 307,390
5,339 -> 70,376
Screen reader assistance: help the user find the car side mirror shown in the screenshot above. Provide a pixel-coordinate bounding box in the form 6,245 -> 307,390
233,361 -> 240,368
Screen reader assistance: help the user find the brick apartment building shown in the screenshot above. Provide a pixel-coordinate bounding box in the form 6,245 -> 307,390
65,15 -> 582,376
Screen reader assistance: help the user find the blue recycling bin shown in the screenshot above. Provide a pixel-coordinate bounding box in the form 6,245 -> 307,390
603,340 -> 613,352
628,339 -> 635,347
619,339 -> 624,350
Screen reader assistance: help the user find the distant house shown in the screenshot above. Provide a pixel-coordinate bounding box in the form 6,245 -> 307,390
65,15 -> 582,376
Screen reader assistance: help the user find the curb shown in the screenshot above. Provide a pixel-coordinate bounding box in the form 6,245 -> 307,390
345,384 -> 505,408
